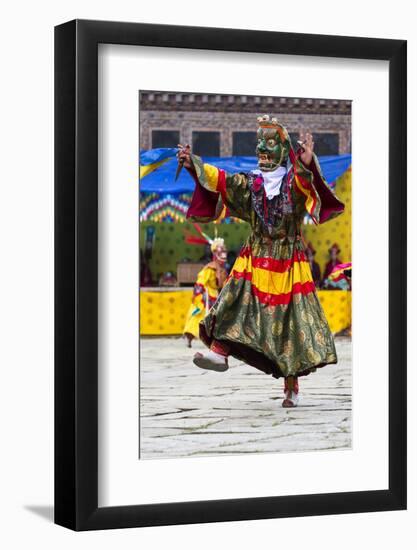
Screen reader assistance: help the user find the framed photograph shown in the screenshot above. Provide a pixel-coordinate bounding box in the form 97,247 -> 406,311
55,19 -> 406,530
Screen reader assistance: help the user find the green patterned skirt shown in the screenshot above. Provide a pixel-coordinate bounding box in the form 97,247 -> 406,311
199,237 -> 338,379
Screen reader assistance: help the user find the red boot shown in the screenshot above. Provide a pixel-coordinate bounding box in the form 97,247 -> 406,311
282,376 -> 299,408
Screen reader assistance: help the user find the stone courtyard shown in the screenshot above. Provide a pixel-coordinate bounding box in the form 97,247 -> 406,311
139,336 -> 352,459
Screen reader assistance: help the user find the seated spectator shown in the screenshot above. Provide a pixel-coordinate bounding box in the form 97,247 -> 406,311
323,243 -> 342,284
323,262 -> 352,290
140,249 -> 153,287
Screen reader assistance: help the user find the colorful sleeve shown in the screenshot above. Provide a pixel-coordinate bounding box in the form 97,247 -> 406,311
289,150 -> 345,225
186,154 -> 252,223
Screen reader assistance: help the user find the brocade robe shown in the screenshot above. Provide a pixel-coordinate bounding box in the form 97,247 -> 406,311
186,151 -> 344,379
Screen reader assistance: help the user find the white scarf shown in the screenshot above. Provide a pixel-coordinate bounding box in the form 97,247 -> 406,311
252,166 -> 287,199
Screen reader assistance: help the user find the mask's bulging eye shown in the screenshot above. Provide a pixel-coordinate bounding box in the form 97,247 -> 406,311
267,139 -> 276,147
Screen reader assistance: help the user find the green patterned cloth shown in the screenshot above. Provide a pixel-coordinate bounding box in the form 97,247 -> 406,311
188,154 -> 344,379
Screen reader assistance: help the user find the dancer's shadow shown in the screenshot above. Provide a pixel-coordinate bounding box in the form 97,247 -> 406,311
24,505 -> 54,522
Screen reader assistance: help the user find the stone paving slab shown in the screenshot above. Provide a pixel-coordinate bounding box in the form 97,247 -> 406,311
140,336 -> 352,459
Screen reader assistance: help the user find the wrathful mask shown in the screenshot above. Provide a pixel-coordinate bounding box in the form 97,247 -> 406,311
211,239 -> 227,265
256,115 -> 291,171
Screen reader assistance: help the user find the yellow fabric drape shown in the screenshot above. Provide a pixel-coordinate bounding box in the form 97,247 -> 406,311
140,289 -> 351,335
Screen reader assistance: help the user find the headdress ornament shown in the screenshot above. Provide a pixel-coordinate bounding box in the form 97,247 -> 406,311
184,223 -> 226,252
209,237 -> 225,253
256,114 -> 291,144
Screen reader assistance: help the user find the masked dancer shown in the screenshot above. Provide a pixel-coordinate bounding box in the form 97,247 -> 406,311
183,227 -> 228,348
178,115 -> 344,407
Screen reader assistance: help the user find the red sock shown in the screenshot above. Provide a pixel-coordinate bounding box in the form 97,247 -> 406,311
210,340 -> 229,357
284,376 -> 299,394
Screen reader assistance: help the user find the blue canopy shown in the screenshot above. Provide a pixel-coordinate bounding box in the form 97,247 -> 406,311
139,154 -> 351,194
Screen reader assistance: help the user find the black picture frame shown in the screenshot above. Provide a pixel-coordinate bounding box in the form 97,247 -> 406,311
55,19 -> 407,531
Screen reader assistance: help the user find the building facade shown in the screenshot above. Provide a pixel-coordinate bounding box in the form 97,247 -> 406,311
139,92 -> 351,157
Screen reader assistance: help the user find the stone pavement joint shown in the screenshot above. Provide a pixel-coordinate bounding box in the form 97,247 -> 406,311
140,336 -> 352,459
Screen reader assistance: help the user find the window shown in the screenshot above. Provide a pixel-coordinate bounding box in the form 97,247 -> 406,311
192,131 -> 220,156
312,133 -> 340,156
152,130 -> 180,148
232,132 -> 257,156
